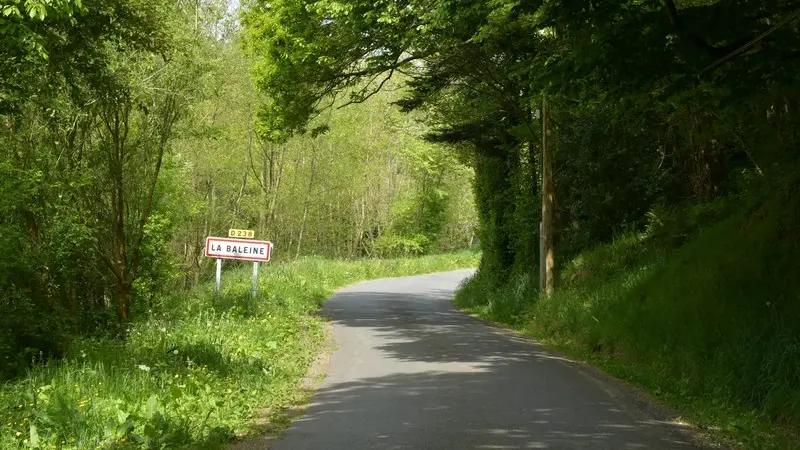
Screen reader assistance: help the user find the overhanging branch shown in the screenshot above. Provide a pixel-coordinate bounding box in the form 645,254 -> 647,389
702,6 -> 800,73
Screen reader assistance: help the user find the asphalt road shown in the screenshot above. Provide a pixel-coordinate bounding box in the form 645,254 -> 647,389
270,269 -> 700,450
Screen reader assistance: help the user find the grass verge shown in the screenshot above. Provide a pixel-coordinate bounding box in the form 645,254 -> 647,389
455,192 -> 800,449
0,251 -> 478,449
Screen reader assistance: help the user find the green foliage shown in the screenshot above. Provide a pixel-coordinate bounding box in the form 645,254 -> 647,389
0,252 -> 478,449
1,0 -> 478,382
369,138 -> 475,257
170,55 -> 477,271
0,0 -> 83,66
241,0 -> 800,279
0,0 -> 216,373
471,149 -> 537,285
240,0 -> 800,445
456,187 -> 800,448
372,233 -> 430,258
241,0 -> 433,141
242,9 -> 800,447
4,0 -> 800,445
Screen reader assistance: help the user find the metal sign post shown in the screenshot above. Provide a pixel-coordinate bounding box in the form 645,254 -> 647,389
215,258 -> 222,297
251,262 -> 259,299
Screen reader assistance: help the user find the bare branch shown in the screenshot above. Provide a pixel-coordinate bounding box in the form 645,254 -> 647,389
319,54 -> 424,83
336,67 -> 396,109
702,6 -> 800,73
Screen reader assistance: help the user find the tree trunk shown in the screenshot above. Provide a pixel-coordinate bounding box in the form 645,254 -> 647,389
296,144 -> 318,259
541,93 -> 555,296
70,287 -> 79,334
260,150 -> 268,237
232,164 -> 248,223
117,280 -> 131,322
529,104 -> 541,282
266,145 -> 285,236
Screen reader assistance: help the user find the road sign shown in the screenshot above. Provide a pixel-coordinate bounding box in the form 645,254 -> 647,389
205,237 -> 272,262
228,228 -> 255,238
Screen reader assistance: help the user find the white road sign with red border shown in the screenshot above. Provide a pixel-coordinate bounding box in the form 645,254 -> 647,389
205,237 -> 273,262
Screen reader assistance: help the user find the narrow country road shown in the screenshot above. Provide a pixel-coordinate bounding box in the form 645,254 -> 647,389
271,269 -> 700,449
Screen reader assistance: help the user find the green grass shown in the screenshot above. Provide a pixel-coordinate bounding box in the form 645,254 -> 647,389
455,192 -> 800,449
0,251 -> 478,449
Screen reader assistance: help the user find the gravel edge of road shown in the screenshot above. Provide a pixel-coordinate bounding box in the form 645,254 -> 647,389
229,320 -> 337,450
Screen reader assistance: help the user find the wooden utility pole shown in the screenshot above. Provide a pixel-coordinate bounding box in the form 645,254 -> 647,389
541,93 -> 555,295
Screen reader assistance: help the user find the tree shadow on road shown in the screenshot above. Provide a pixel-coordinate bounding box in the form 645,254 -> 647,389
272,284 -> 703,449
285,369 -> 697,449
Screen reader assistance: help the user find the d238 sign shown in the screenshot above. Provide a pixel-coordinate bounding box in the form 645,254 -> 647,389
205,237 -> 273,262
228,228 -> 255,238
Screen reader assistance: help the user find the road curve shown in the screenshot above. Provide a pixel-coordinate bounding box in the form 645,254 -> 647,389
271,269 -> 700,450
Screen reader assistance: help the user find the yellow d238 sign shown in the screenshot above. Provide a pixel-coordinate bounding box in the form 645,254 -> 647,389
228,229 -> 255,239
